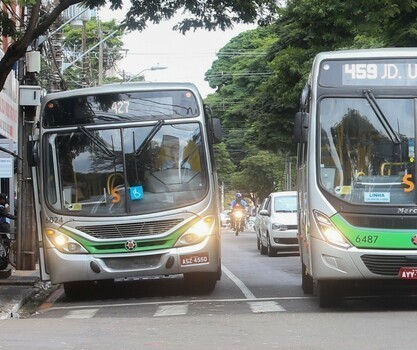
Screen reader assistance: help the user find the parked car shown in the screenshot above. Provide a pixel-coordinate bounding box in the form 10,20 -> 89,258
254,198 -> 268,250
220,210 -> 231,227
246,216 -> 256,230
259,191 -> 299,256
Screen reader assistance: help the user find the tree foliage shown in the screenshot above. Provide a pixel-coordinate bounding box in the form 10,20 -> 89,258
61,19 -> 124,89
205,26 -> 278,160
206,0 -> 417,200
0,0 -> 278,91
230,150 -> 286,204
213,142 -> 235,183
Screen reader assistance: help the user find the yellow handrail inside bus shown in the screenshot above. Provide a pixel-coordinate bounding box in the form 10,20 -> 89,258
107,173 -> 124,195
380,162 -> 406,176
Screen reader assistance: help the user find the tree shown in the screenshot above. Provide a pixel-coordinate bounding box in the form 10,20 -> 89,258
213,142 -> 235,185
205,26 -> 278,162
0,0 -> 278,91
230,150 -> 286,204
61,18 -> 124,89
244,0 -> 417,153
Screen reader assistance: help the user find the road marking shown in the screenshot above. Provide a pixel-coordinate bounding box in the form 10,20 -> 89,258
248,301 -> 286,313
154,304 -> 188,317
221,264 -> 287,311
64,308 -> 99,319
45,296 -> 313,312
221,264 -> 256,299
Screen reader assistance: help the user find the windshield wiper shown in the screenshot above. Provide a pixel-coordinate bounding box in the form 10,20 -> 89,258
363,89 -> 401,145
134,120 -> 165,157
94,113 -> 132,122
78,126 -> 115,158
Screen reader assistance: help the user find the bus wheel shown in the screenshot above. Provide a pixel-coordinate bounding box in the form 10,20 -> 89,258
64,281 -> 93,300
317,280 -> 340,308
184,272 -> 217,294
301,262 -> 313,294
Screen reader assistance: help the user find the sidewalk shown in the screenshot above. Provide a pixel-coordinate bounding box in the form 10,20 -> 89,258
0,267 -> 44,319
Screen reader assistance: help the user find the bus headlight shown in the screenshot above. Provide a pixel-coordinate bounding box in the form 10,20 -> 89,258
46,229 -> 88,254
174,216 -> 215,247
313,210 -> 351,248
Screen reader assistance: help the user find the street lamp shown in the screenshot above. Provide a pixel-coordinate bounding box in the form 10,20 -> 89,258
126,65 -> 168,82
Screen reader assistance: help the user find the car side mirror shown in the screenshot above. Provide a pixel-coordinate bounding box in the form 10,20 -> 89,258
259,209 -> 269,216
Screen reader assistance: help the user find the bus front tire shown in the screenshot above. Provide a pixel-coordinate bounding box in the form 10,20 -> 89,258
63,281 -> 93,300
183,272 -> 217,294
317,280 -> 341,308
301,261 -> 314,294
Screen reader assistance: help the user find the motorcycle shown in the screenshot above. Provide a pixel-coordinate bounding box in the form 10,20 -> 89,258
0,233 -> 16,270
231,205 -> 246,236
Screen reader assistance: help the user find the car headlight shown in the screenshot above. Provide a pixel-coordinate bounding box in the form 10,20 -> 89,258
272,223 -> 288,231
174,216 -> 215,247
46,229 -> 88,254
313,210 -> 351,248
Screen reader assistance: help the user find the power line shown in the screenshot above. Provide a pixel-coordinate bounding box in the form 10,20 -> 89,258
206,72 -> 273,78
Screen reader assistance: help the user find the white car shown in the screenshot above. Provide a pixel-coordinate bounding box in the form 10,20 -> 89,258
220,210 -> 231,227
259,191 -> 299,256
254,198 -> 268,250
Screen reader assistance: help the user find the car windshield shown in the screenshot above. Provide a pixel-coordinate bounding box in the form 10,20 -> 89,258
274,196 -> 297,212
45,122 -> 208,216
319,97 -> 415,205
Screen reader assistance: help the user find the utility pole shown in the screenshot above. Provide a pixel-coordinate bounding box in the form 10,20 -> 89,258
17,51 -> 41,270
285,155 -> 292,191
221,181 -> 224,211
98,24 -> 103,85
81,19 -> 87,87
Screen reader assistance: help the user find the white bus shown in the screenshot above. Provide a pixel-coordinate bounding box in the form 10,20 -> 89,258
29,82 -> 222,298
294,48 -> 417,307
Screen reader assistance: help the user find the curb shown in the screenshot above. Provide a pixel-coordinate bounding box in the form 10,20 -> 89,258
0,287 -> 37,320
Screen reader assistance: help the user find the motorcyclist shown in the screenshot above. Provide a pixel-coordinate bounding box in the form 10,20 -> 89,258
230,193 -> 247,230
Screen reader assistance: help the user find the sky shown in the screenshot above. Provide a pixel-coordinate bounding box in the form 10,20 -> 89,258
99,7 -> 256,97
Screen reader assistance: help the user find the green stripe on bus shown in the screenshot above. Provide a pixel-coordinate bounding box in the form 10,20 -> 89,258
331,214 -> 417,249
58,218 -> 198,254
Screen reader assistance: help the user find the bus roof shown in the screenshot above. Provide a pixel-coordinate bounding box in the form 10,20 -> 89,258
42,82 -> 201,101
315,47 -> 417,61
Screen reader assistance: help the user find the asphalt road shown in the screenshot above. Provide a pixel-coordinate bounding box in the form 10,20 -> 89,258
5,228 -> 417,349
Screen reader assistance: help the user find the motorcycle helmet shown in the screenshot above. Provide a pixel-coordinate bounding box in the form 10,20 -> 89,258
235,193 -> 242,199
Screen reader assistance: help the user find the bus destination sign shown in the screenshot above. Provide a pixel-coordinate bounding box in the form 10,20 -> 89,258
319,59 -> 417,87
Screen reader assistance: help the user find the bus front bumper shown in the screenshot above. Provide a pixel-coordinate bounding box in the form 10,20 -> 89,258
311,236 -> 417,280
45,236 -> 220,284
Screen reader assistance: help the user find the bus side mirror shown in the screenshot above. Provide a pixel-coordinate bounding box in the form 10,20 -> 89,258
27,140 -> 39,167
211,118 -> 222,144
294,112 -> 309,143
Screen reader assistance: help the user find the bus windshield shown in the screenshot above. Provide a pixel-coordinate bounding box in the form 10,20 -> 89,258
319,97 -> 416,204
45,122 -> 207,215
